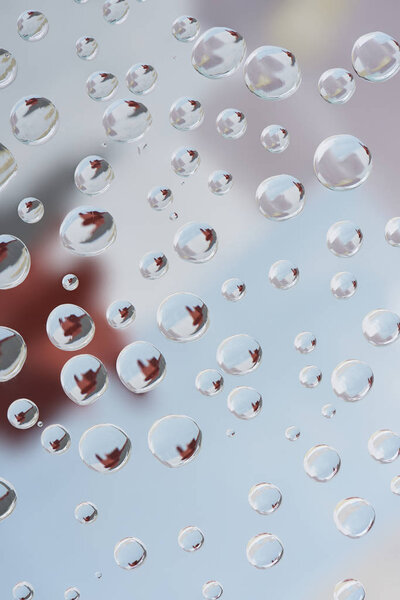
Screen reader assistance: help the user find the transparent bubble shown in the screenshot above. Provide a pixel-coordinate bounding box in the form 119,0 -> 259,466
390,475 -> 400,495
74,156 -> 114,196
62,274 -> 79,291
12,582 -> 34,600
221,278 -> 245,301
227,386 -> 262,419
139,250 -> 168,279
333,497 -> 375,538
148,186 -> 173,211
303,444 -> 341,482
64,588 -> 80,600
192,27 -> 245,78
106,300 -> 136,328
318,68 -> 355,104
174,222 -> 217,262
116,341 -> 166,393
0,234 -> 31,289
0,478 -> 17,522
76,37 -> 98,60
74,501 -> 98,524
0,143 -> 17,191
246,533 -> 284,569
172,16 -> 199,42
208,170 -> 233,195
178,526 -> 204,551
41,424 -> 71,454
0,326 -> 27,381
61,354 -> 108,405
217,334 -> 262,375
148,414 -> 202,467
216,108 -> 247,139
86,72 -> 118,101
10,96 -> 59,145
331,359 -> 373,402
195,369 -> 224,396
248,483 -> 282,515
18,197 -> 44,224
103,0 -> 130,24
368,429 -> 400,463
17,10 -> 48,41
60,206 -> 116,255
169,211 -> 178,221
46,304 -> 95,351
114,537 -> 147,569
103,99 -> 151,142
126,63 -> 157,95
157,292 -> 209,342
299,365 -> 322,388
385,217 -> 400,246
37,421 -> 43,428
314,135 -> 372,191
171,147 -> 200,176
169,97 -> 204,131
7,399 -> 39,429
256,174 -> 305,221
202,581 -> 223,599
244,46 -> 301,100
285,426 -> 300,441
294,331 -> 316,354
0,49 -> 17,88
322,403 -> 336,419
327,221 -> 363,257
352,31 -> 400,82
362,309 -> 400,345
260,125 -> 289,153
334,579 -> 365,600
226,429 -> 236,438
79,424 -> 131,473
331,272 -> 357,299
95,572 -> 102,579
269,260 -> 299,290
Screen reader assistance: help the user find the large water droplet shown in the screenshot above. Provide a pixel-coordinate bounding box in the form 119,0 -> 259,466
116,341 -> 166,393
192,27 -> 245,78
314,135 -> 372,191
248,483 -> 282,515
60,206 -> 116,255
244,46 -> 301,100
303,444 -> 341,482
103,99 -> 152,142
18,197 -> 44,224
148,415 -> 202,467
333,497 -> 375,538
362,309 -> 400,345
0,326 -> 27,381
10,96 -> 58,144
79,424 -> 131,472
221,278 -> 245,301
0,234 -> 30,289
331,359 -> 373,402
352,31 -> 400,82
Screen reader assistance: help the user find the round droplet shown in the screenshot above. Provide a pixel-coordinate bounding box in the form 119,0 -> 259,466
17,10 -> 48,41
244,45 -> 301,100
334,497 -> 375,538
126,63 -> 157,95
147,186 -> 173,211
103,0 -> 130,24
294,331 -> 316,354
64,588 -> 80,600
192,27 -> 245,78
226,429 -> 236,438
362,309 -> 400,346
202,581 -> 223,599
74,156 -> 114,195
116,341 -> 166,393
76,36 -> 98,60
61,354 -> 108,405
256,174 -> 305,221
331,272 -> 357,299
172,16 -> 199,42
227,386 -> 262,419
106,300 -> 135,328
248,483 -> 282,515
195,369 -> 224,396
60,206 -> 116,255
103,99 -> 151,142
318,68 -> 355,104
303,444 -> 341,482
139,250 -> 168,279
327,221 -> 363,257
0,234 -> 30,289
285,426 -> 300,441
208,170 -> 233,195
0,143 -> 17,191
385,217 -> 400,246
62,274 -> 79,291
299,365 -> 322,388
260,125 -> 289,153
0,326 -> 27,381
148,414 -> 202,467
246,533 -> 284,569
216,108 -> 247,139
18,197 -> 44,224
322,403 -> 336,419
171,147 -> 200,176
178,526 -> 204,551
314,135 -> 372,191
368,429 -> 400,463
87,72 -> 118,101
74,501 -> 98,524
7,398 -> 39,429
41,424 -> 71,454
12,582 -> 34,600
217,334 -> 262,375
169,211 -> 178,221
269,260 -> 299,290
169,97 -> 203,131
114,537 -> 147,569
352,31 -> 400,82
79,424 -> 131,472
46,304 -> 95,351
157,292 -> 209,342
331,359 -> 373,402
10,96 -> 58,145
221,278 -> 245,301
334,579 -> 365,600
174,222 -> 217,263
0,49 -> 17,88
95,572 -> 102,579
0,479 -> 17,521
390,475 -> 400,495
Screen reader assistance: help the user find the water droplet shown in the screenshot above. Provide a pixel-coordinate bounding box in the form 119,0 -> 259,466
106,300 -> 135,328
327,221 -> 363,257
331,271 -> 357,299
114,537 -> 147,569
246,533 -> 284,569
17,10 -> 48,41
103,99 -> 151,142
170,97 -> 204,130
390,475 -> 400,495
178,526 -> 204,551
202,581 -> 223,599
126,63 -> 157,95
116,340 -> 166,393
385,217 -> 400,246
61,354 -> 108,405
368,429 -> 400,463
285,426 -> 300,441
362,309 -> 400,345
299,365 -> 322,388
318,68 -> 355,104
331,359 -> 373,402
294,331 -> 316,354
227,386 -> 262,419
74,156 -> 114,195
64,588 -> 80,600
226,429 -> 236,438
173,222 -> 217,262
41,424 -> 71,454
103,0 -> 130,24
62,274 -> 79,291
208,170 -> 233,195
87,71 -> 118,101
12,582 -> 34,600
74,501 -> 98,524
37,421 -> 43,428
0,143 -> 17,191
260,125 -> 289,153
0,49 -> 17,88
10,96 -> 58,145
195,369 -> 224,396
269,259 -> 299,289
76,36 -> 98,60
314,134 -> 372,191
169,211 -> 178,221
0,234 -> 31,289
333,497 -> 375,538
256,174 -> 304,221
7,398 -> 39,429
148,414 -> 202,467
192,27 -> 245,78
18,197 -> 44,224
139,250 -> 168,279
248,483 -> 282,515
352,31 -> 400,82
0,326 -> 27,381
221,278 -> 245,301
79,424 -> 131,472
171,147 -> 200,176
321,404 -> 336,419
148,186 -> 173,211
46,304 -> 95,351
172,16 -> 199,42
244,46 -> 301,100
216,108 -> 247,139
157,292 -> 209,342
60,206 -> 116,255
217,334 -> 262,375
334,579 -> 365,600
303,444 -> 341,482
0,478 -> 17,520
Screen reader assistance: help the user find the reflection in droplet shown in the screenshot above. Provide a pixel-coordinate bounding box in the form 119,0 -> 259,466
244,46 -> 301,100
148,415 -> 201,467
174,222 -> 217,262
148,186 -> 173,211
216,108 -> 247,139
172,16 -> 200,42
0,143 -> 17,191
221,278 -> 245,301
260,125 -> 290,152
256,174 -> 305,221
178,526 -> 204,551
12,582 -> 34,600
46,304 -> 95,351
76,36 -> 98,60
202,581 -> 223,599
285,426 -> 300,441
269,260 -> 299,290
248,483 -> 282,515
79,423 -> 131,472
103,0 -> 130,24
61,354 -> 108,405
126,63 -> 157,95
294,331 -> 316,354
87,71 -> 118,101
299,365 -> 322,388
192,27 -> 245,78
74,156 -> 114,195
314,135 -> 372,191
368,429 -> 400,463
41,424 -> 71,454
246,533 -> 284,569
170,97 -> 203,130
333,579 -> 365,600
139,250 -> 168,279
0,234 -> 30,289
10,96 -> 58,145
60,206 -> 116,255
74,501 -> 98,524
362,309 -> 400,346
116,341 -> 166,393
157,292 -> 209,342
171,147 -> 200,176
331,359 -> 373,402
352,31 -> 400,82
103,99 -> 152,142
227,386 -> 262,419
0,478 -> 17,521
327,221 -> 363,257
217,334 -> 262,375
331,272 -> 357,299
62,274 -> 79,291
304,444 -> 341,482
114,537 -> 147,569
333,497 -> 375,538
0,326 -> 27,382
195,369 -> 224,396
17,10 -> 48,41
385,217 -> 400,246
318,68 -> 355,104
18,197 -> 44,224
322,404 -> 336,419
7,399 -> 39,429
208,170 -> 233,195
106,300 -> 136,329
